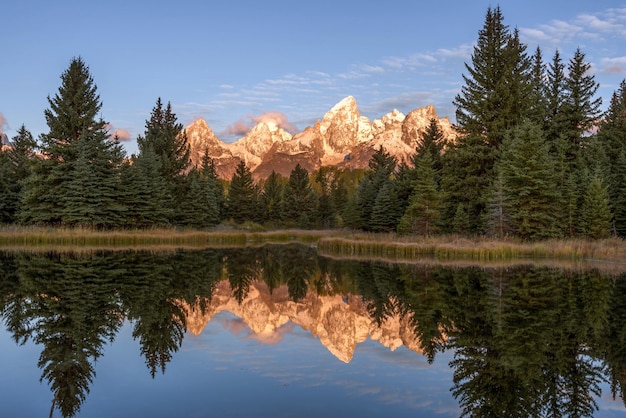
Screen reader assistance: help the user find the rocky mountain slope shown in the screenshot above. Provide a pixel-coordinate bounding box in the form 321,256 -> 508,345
179,280 -> 429,363
185,96 -> 456,180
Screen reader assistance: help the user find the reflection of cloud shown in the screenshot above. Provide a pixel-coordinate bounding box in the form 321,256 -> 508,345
248,323 -> 295,345
219,314 -> 296,346
220,317 -> 249,336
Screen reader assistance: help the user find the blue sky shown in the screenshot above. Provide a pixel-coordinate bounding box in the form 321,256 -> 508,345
2,0 -> 626,154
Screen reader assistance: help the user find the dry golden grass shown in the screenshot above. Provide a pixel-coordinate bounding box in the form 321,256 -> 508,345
316,234 -> 626,265
0,226 -> 625,269
0,226 -> 333,251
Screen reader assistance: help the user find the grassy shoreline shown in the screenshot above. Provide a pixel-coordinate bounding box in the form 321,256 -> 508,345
0,226 -> 624,264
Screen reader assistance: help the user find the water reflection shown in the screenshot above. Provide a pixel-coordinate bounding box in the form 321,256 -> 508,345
0,245 -> 624,417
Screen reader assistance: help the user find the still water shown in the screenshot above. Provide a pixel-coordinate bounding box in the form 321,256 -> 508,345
0,245 -> 625,417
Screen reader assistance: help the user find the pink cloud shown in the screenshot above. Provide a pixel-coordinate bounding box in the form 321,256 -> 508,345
226,119 -> 251,136
0,112 -> 7,144
603,65 -> 626,74
112,128 -> 132,142
226,111 -> 298,137
105,123 -> 132,141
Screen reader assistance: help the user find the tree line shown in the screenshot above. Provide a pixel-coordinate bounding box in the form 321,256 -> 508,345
1,6 -> 625,240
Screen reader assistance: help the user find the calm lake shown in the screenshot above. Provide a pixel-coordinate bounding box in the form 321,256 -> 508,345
0,244 -> 625,417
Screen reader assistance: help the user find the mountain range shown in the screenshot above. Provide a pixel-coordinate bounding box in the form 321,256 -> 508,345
184,96 -> 457,180
179,279 -> 430,363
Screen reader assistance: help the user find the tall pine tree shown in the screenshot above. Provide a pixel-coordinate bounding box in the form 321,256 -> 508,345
453,6 -> 532,150
226,160 -> 258,223
282,164 -> 317,228
20,57 -> 125,227
498,121 -> 561,240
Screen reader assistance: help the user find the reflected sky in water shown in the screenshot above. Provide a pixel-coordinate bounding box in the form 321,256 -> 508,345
1,247 -> 626,417
0,315 -> 457,417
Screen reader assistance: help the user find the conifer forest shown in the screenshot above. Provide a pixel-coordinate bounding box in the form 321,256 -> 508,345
1,6 -> 626,241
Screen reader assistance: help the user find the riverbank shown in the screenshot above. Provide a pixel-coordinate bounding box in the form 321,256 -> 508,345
0,226 -> 624,264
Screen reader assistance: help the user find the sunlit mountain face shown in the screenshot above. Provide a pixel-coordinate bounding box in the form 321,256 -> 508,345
184,96 -> 457,180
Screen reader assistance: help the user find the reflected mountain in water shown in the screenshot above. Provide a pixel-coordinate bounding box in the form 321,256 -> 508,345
181,279 -> 425,363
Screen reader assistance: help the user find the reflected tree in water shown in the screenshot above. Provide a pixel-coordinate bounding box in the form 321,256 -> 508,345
600,272 -> 626,407
4,252 -> 124,418
225,247 -> 260,304
0,248 -> 625,417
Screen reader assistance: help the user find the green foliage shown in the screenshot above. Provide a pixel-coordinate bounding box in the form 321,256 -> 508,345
136,98 -> 191,182
398,154 -> 443,235
580,173 -> 612,239
119,150 -> 173,227
282,164 -> 317,228
441,134 -> 494,234
179,169 -> 221,229
19,58 -> 126,228
597,80 -> 626,236
42,57 -> 103,150
227,161 -> 258,223
563,48 -> 602,157
498,121 -> 561,240
354,147 -> 397,231
259,170 -> 285,224
454,6 -> 532,149
369,181 -> 400,232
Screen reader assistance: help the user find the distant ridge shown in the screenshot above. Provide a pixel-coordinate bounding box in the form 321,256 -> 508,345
184,96 -> 457,180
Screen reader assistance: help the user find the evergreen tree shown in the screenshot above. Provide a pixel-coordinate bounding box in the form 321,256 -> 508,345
260,170 -> 284,224
453,6 -> 532,150
414,117 -> 446,173
20,57 -> 124,227
581,173 -> 612,239
597,80 -> 626,235
451,204 -> 472,236
136,98 -> 191,224
440,134 -> 495,234
6,124 -> 37,179
550,135 -> 579,237
354,147 -> 397,230
563,48 -> 602,161
282,164 -> 317,228
42,57 -> 103,152
610,152 -> 626,236
498,121 -> 561,240
136,98 -> 191,182
545,49 -> 568,151
179,169 -> 220,229
392,162 -> 417,222
199,149 -> 225,220
226,160 -> 258,223
0,151 -> 14,223
447,6 -> 532,234
486,168 -> 512,238
398,154 -> 443,236
314,167 -> 337,228
0,125 -> 37,223
529,47 -> 548,125
60,131 -> 125,227
119,150 -> 173,227
369,182 -> 400,232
